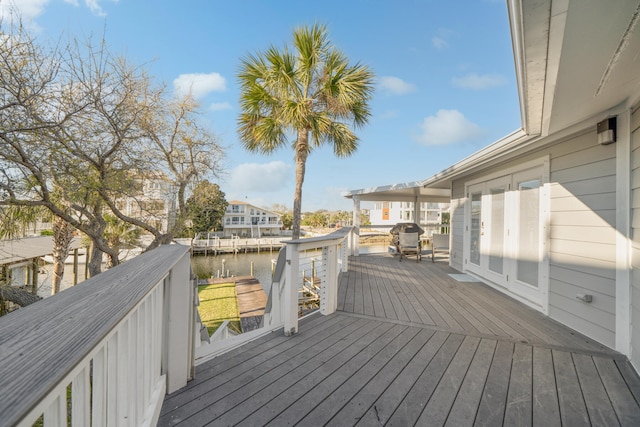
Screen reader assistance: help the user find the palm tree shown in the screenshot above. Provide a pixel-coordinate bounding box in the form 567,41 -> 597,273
237,23 -> 374,239
103,214 -> 142,269
50,216 -> 74,295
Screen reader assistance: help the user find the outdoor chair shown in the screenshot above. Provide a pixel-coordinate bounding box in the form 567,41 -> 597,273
398,232 -> 421,262
431,233 -> 450,262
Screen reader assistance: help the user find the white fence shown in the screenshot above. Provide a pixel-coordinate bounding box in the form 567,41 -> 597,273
0,245 -> 195,427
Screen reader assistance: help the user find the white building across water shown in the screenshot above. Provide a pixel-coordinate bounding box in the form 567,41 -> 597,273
369,201 -> 449,227
222,201 -> 282,238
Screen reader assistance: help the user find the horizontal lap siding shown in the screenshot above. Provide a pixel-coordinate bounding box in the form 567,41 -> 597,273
631,105 -> 640,370
549,132 -> 617,348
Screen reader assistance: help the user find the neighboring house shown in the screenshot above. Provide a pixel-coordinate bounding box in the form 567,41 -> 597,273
369,201 -> 449,227
115,175 -> 178,233
4,175 -> 178,237
222,201 -> 282,238
346,1 -> 640,373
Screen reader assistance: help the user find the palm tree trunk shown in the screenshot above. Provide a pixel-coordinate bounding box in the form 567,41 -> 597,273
51,216 -> 74,295
292,131 -> 310,240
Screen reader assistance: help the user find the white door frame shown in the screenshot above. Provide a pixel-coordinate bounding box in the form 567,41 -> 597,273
463,156 -> 550,313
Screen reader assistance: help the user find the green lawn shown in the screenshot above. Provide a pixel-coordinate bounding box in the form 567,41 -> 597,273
197,282 -> 242,336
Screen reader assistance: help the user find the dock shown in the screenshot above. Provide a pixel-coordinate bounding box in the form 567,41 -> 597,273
191,237 -> 286,255
202,276 -> 268,332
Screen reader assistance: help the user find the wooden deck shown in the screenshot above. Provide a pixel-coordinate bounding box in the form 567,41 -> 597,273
159,253 -> 640,426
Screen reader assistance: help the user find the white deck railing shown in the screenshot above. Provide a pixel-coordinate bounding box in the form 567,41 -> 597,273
195,227 -> 355,364
266,227 -> 353,335
0,244 -> 195,427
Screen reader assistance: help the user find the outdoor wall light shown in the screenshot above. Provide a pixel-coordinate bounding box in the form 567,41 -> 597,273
597,117 -> 617,145
576,293 -> 593,303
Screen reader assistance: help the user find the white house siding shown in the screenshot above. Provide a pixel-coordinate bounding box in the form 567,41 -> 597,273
449,128 -> 617,348
547,131 -> 617,349
630,105 -> 640,369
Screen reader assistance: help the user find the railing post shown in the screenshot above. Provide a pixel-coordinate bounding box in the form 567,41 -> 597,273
321,245 -> 338,315
268,278 -> 282,326
352,195 -> 361,256
283,243 -> 299,335
342,232 -> 350,273
162,251 -> 194,393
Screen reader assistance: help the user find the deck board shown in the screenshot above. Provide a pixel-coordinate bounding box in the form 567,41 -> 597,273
573,353 -> 620,425
555,349 -> 591,425
354,330 -> 450,426
595,356 -> 640,425
417,335 -> 482,426
504,344 -> 533,426
159,252 -> 640,426
445,338 -> 496,427
328,328 -> 437,425
532,347 -> 561,425
474,340 -> 513,426
296,326 -> 424,426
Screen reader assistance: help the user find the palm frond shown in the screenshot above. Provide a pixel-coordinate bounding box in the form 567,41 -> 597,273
237,23 -> 374,160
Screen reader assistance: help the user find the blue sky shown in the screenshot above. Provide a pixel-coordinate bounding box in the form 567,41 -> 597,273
2,0 -> 521,212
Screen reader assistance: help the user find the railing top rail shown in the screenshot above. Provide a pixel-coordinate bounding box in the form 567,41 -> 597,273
0,244 -> 190,427
285,227 -> 353,250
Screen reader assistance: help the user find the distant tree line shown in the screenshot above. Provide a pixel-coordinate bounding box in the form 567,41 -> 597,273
301,210 -> 369,228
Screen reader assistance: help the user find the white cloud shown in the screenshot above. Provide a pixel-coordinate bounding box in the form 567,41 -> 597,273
378,110 -> 399,120
209,102 -> 232,112
0,0 -> 49,29
229,161 -> 291,193
452,73 -> 506,90
415,109 -> 484,145
0,0 -> 114,30
432,37 -> 449,50
432,28 -> 454,50
173,72 -> 226,100
378,76 -> 417,95
84,0 -> 107,17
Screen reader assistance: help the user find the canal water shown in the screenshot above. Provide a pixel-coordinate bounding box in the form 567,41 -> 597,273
190,244 -> 388,295
39,245 -> 388,297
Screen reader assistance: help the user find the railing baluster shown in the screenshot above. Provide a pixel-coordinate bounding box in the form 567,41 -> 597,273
71,367 -> 90,427
128,310 -> 138,425
44,393 -> 66,427
92,347 -> 107,427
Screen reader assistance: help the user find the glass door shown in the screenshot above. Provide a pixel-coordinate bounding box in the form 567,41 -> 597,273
467,183 -> 484,273
466,177 -> 509,285
465,167 -> 546,307
510,167 -> 545,305
484,176 -> 510,284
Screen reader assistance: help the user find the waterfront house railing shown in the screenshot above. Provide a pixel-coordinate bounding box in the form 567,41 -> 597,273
0,244 -> 196,427
195,227 -> 354,364
267,227 -> 353,336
